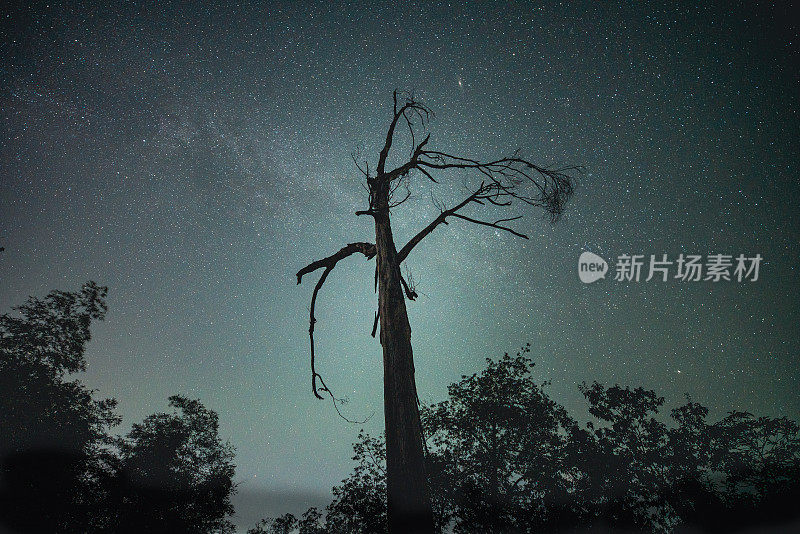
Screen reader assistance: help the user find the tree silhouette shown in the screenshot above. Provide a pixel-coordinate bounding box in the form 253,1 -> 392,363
252,433 -> 387,534
323,431 -> 388,534
296,92 -> 577,533
672,409 -> 800,532
0,282 -> 120,533
1,284 -> 238,533
422,345 -> 588,533
254,431 -> 387,534
248,514 -> 298,534
256,346 -> 800,533
112,395 -> 237,534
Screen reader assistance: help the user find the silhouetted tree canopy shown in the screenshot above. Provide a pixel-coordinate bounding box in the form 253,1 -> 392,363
0,283 -> 120,532
254,346 -> 800,534
0,284 -> 237,534
113,395 -> 237,534
423,345 -> 588,533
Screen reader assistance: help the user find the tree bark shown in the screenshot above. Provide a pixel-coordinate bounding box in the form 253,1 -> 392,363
373,185 -> 436,533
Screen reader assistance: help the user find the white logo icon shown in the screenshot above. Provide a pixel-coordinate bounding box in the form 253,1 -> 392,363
578,252 -> 608,283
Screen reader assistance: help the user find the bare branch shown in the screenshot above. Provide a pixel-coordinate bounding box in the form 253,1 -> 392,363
377,92 -> 432,178
450,213 -> 529,239
395,175 -> 551,262
415,151 -> 578,222
296,242 -> 377,402
384,134 -> 430,184
388,175 -> 412,209
352,151 -> 370,179
396,188 -> 479,263
416,165 -> 438,183
296,242 -> 376,285
389,189 -> 412,209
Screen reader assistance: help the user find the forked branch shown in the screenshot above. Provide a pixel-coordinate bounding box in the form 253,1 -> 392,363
377,90 -> 433,178
397,182 -> 536,263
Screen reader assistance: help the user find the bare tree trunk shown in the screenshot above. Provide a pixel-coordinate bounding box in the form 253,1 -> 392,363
297,92 -> 575,534
373,189 -> 435,533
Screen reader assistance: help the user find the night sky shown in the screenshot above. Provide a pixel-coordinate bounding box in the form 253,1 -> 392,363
1,1 -> 798,530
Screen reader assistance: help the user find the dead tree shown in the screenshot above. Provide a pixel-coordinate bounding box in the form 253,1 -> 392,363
297,91 -> 577,533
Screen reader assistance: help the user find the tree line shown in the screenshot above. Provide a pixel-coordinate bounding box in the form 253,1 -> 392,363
253,346 -> 800,534
2,284 -> 798,533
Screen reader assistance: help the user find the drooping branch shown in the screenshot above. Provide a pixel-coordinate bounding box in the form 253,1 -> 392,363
296,242 -> 376,406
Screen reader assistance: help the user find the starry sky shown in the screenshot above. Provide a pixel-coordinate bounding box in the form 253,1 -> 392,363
1,1 -> 798,530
